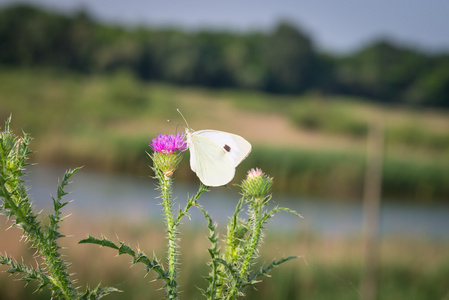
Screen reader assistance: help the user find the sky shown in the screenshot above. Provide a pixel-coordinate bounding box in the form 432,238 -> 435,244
2,0 -> 449,53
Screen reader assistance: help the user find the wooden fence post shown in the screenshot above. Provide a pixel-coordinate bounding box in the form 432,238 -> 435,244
361,121 -> 384,300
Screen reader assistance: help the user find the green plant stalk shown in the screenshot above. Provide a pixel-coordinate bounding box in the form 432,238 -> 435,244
48,275 -> 74,300
194,198 -> 220,300
226,197 -> 263,300
217,197 -> 245,298
159,172 -> 178,300
158,173 -> 209,299
224,197 -> 245,263
1,123 -> 74,299
2,191 -> 74,299
241,197 -> 263,279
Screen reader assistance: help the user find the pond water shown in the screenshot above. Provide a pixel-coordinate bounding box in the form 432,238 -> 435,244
25,164 -> 449,239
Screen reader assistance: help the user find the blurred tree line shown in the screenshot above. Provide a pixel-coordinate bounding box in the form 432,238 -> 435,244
1,4 -> 448,107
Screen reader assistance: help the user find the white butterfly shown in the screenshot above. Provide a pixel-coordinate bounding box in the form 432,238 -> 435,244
178,110 -> 252,187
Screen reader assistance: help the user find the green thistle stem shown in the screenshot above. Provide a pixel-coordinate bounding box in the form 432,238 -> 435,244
2,188 -> 74,299
224,197 -> 244,263
242,198 -> 263,276
194,194 -> 220,300
48,276 -> 74,300
1,123 -> 75,299
158,170 -> 178,300
227,197 -> 263,300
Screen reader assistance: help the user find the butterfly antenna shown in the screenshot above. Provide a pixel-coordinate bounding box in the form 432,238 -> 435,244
177,108 -> 190,129
167,119 -> 185,133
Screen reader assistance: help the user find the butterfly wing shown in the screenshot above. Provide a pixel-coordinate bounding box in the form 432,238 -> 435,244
188,132 -> 236,187
194,130 -> 252,167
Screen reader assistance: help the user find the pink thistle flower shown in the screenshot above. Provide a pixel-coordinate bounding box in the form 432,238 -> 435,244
149,133 -> 186,176
241,168 -> 273,198
150,133 -> 187,154
247,168 -> 263,179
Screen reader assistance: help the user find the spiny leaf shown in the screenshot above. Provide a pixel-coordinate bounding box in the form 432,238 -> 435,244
78,235 -> 120,250
175,184 -> 208,226
80,235 -> 170,284
118,242 -> 135,256
248,256 -> 297,284
52,167 -> 81,215
0,253 -> 51,289
215,257 -> 241,283
80,283 -> 121,300
262,206 -> 302,224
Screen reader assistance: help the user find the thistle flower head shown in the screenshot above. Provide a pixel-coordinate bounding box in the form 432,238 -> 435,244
247,168 -> 263,179
240,168 -> 273,198
149,133 -> 186,176
150,133 -> 187,154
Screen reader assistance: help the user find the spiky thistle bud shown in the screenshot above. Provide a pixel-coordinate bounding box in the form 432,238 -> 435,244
149,133 -> 186,177
240,168 -> 273,198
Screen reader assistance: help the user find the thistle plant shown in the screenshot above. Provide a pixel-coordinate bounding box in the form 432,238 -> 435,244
197,168 -> 301,299
0,116 -> 117,299
80,133 -> 207,300
2,115 -> 300,299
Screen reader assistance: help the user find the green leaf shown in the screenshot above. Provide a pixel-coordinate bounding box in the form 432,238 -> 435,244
0,253 -> 51,290
248,256 -> 297,284
80,283 -> 121,300
80,235 -> 170,285
118,242 -> 136,256
78,235 -> 119,250
262,206 -> 302,224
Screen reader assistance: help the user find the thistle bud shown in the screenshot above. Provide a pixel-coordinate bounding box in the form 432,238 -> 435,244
240,168 -> 273,198
149,133 -> 186,176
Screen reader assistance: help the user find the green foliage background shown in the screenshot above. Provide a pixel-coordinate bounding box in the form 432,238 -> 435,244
0,4 -> 448,107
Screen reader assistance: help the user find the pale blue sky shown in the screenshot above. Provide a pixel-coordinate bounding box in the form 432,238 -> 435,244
2,0 -> 449,53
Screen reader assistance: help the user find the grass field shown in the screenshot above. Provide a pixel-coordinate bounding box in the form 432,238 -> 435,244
0,67 -> 448,201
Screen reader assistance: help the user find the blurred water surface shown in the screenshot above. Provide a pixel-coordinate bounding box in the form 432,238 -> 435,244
26,164 -> 449,239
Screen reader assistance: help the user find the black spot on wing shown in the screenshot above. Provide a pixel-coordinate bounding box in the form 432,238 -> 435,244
224,144 -> 231,152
